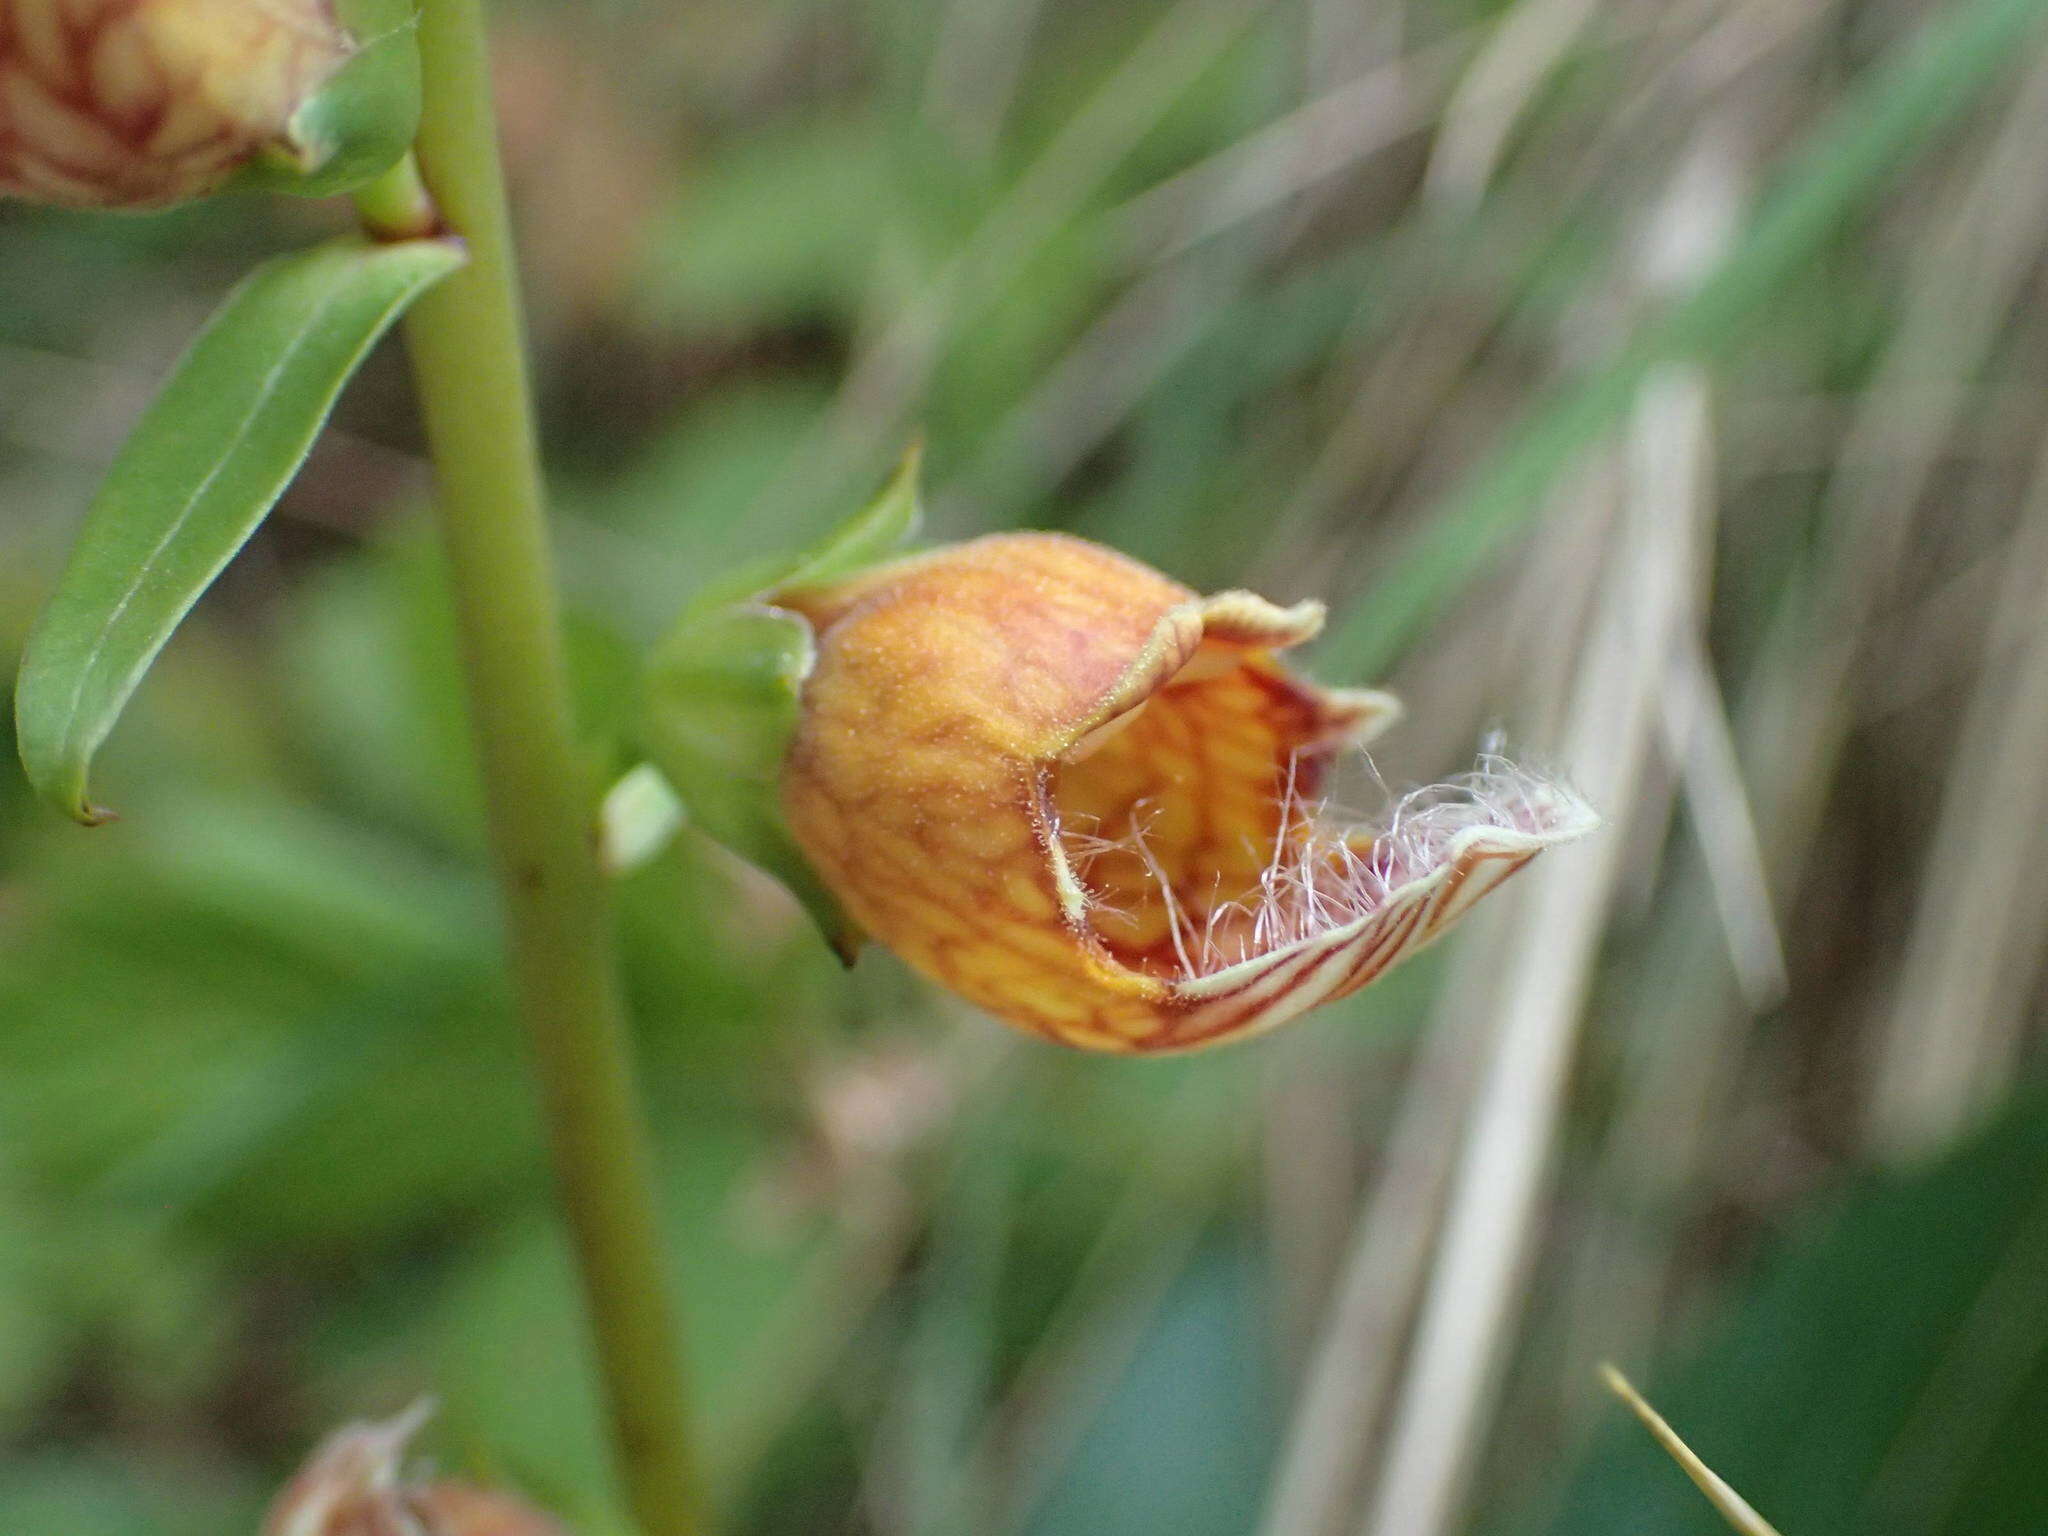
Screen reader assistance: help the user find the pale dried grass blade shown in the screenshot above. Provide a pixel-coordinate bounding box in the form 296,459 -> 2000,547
1599,1364 -> 1785,1536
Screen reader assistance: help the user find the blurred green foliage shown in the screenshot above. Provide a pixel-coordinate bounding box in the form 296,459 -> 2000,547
6,0 -> 2048,1532
1531,1104 -> 2048,1536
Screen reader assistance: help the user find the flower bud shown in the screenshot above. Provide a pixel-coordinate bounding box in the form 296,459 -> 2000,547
0,0 -> 351,209
262,1406 -> 571,1536
780,532 -> 1596,1053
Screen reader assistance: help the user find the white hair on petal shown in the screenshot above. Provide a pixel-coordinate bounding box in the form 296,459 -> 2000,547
1050,809 -> 1135,926
1056,741 -> 1593,980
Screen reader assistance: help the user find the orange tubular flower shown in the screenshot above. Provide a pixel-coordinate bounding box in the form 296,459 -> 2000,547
780,532 -> 1596,1054
0,0 -> 350,209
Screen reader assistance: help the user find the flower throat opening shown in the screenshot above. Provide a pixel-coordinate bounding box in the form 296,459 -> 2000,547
1048,663 -> 1590,982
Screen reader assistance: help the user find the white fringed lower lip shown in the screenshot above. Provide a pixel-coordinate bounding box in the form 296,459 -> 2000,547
1167,813 -> 1595,1048
1060,761 -> 1600,1052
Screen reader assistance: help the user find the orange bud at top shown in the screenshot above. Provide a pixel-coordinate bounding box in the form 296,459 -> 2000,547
781,533 -> 1595,1053
0,0 -> 351,208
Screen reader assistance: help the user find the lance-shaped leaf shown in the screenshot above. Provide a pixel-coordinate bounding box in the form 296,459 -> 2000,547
14,235 -> 465,824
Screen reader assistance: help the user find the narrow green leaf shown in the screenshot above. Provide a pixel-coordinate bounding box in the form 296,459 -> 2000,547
14,235 -> 465,824
1319,0 -> 2048,679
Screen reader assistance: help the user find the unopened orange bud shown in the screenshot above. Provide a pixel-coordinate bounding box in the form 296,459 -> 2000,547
263,1407 -> 571,1536
781,533 -> 1596,1053
0,0 -> 350,208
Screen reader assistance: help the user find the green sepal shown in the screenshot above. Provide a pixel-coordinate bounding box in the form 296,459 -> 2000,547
634,444 -> 925,959
235,0 -> 422,199
775,437 -> 926,594
641,605 -> 858,959
679,439 -> 925,620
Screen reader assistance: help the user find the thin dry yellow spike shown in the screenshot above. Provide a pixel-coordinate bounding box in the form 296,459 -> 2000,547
1598,1363 -> 1785,1536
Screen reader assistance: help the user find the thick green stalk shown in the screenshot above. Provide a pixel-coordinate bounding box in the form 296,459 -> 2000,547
357,3 -> 706,1532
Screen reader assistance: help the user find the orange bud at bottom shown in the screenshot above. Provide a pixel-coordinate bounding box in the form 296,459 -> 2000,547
262,1406 -> 570,1536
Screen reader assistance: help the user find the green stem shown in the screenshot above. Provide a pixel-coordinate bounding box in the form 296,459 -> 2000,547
352,151 -> 438,242
356,3 -> 707,1532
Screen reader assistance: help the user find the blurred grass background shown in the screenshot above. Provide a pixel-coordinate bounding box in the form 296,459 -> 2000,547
6,0 -> 2048,1531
